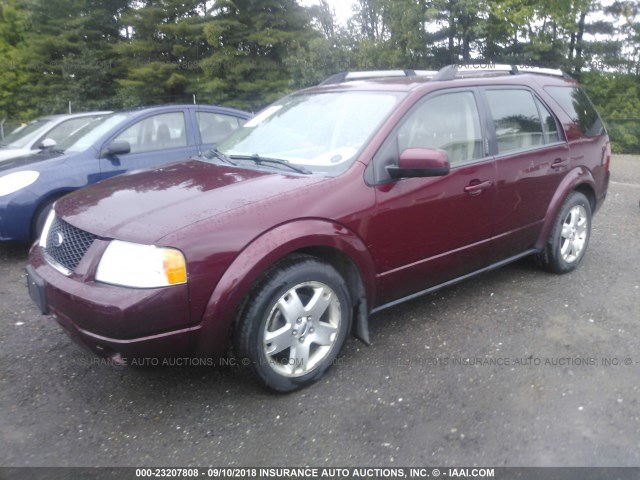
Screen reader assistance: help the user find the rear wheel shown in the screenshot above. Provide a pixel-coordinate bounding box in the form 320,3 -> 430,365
539,191 -> 592,274
234,255 -> 352,392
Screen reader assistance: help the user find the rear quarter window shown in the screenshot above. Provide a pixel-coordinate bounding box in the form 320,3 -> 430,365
545,86 -> 604,137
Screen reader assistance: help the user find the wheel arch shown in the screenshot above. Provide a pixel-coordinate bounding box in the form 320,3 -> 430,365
293,245 -> 371,345
534,167 -> 596,251
192,219 -> 376,358
573,183 -> 596,212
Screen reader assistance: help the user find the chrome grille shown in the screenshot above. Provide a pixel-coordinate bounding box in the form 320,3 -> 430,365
44,217 -> 96,272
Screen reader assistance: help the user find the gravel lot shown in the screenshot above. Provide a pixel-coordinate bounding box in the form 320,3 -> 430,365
1,155 -> 639,467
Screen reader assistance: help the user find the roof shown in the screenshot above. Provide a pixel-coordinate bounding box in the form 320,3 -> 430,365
119,104 -> 251,118
304,64 -> 577,95
39,111 -> 112,121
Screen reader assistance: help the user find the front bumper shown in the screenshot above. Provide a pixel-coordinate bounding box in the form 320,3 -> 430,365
27,245 -> 196,360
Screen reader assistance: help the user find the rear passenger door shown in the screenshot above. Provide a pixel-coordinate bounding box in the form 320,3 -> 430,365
481,87 -> 569,260
99,110 -> 198,180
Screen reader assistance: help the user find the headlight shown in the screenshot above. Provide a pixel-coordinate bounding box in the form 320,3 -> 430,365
96,240 -> 187,288
0,171 -> 40,197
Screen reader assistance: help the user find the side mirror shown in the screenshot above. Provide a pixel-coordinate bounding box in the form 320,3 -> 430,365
104,140 -> 131,156
386,148 -> 450,179
37,138 -> 56,150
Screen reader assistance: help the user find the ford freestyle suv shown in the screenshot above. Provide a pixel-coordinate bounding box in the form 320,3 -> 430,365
27,65 -> 610,392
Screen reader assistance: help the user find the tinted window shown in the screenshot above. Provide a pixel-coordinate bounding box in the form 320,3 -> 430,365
485,89 -> 544,154
115,112 -> 187,154
545,86 -> 604,137
535,98 -> 561,143
196,112 -> 242,144
397,91 -> 483,165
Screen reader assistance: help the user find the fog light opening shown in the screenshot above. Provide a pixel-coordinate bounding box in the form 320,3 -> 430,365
108,352 -> 127,366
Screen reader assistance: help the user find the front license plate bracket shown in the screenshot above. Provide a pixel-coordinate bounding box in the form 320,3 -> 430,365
26,265 -> 49,315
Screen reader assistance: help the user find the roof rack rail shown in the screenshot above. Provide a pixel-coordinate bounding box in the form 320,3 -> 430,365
319,69 -> 438,85
432,64 -> 568,81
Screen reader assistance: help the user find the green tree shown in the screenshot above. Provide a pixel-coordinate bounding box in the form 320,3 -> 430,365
114,0 -> 210,105
347,0 -> 430,68
581,71 -> 640,153
13,0 -> 127,113
200,0 -> 317,109
0,0 -> 31,120
423,0 -> 492,65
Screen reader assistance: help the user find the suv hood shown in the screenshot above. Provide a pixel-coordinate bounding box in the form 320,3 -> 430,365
57,160 -> 325,244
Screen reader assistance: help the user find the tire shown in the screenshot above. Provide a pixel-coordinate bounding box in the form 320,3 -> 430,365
539,191 -> 592,274
234,255 -> 352,392
32,199 -> 56,242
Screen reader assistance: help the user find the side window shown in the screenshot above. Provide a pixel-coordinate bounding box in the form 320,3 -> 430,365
196,112 -> 242,144
485,89 -> 544,155
397,91 -> 483,165
545,86 -> 604,137
36,116 -> 101,147
535,98 -> 561,144
114,112 -> 187,154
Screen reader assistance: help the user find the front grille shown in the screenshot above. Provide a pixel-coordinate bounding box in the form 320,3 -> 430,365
44,217 -> 96,273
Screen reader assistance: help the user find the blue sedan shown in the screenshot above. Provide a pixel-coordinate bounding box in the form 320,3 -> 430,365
0,104 -> 250,242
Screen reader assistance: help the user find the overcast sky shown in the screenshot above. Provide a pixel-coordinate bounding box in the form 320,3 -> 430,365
299,0 -> 357,26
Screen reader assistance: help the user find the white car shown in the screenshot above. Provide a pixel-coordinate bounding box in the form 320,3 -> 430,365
0,111 -> 110,162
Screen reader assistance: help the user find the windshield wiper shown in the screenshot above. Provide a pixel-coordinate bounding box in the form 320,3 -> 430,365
206,148 -> 237,166
229,154 -> 312,175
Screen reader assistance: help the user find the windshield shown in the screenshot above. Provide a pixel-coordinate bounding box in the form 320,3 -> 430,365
58,113 -> 130,153
214,91 -> 403,175
2,119 -> 52,148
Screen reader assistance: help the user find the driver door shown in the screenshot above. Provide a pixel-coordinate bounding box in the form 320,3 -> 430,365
99,111 -> 198,180
366,89 -> 497,305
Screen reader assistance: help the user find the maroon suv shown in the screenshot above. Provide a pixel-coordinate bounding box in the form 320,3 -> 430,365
27,65 -> 610,392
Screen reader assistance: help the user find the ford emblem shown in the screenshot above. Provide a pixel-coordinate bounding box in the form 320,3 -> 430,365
53,232 -> 64,248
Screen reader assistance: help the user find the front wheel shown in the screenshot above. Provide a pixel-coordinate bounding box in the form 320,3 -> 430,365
234,256 -> 352,392
539,191 -> 592,274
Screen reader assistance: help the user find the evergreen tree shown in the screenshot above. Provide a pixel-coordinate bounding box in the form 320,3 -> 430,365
0,0 -> 30,119
114,0 -> 209,105
200,0 -> 316,110
16,0 -> 126,112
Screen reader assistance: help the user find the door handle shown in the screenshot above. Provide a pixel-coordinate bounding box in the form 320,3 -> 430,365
551,158 -> 569,169
464,180 -> 492,195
